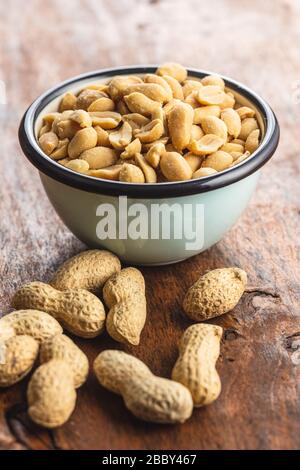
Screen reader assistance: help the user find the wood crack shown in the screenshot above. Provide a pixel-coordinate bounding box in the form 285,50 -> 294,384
245,287 -> 281,300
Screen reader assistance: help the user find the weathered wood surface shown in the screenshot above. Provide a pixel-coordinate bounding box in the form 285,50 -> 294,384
0,0 -> 300,450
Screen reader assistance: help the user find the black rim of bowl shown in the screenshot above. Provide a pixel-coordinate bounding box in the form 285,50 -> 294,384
19,65 -> 280,198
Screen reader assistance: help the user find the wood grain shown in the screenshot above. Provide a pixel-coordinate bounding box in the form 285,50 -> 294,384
1,0 -> 300,450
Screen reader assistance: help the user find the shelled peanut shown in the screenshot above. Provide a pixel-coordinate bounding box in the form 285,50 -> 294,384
38,63 -> 261,182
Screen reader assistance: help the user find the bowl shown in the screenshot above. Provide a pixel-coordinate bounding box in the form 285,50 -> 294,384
18,66 -> 279,266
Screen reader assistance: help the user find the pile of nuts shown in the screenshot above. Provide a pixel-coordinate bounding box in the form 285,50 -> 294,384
0,250 -> 247,427
38,63 -> 260,183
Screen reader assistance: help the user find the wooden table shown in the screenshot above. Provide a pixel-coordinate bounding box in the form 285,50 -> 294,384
1,0 -> 299,450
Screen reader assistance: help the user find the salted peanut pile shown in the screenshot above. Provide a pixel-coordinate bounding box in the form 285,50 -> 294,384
38,63 -> 261,183
0,249 -> 248,427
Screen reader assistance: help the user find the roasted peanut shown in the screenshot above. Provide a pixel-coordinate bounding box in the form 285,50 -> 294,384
134,119 -> 164,143
201,75 -> 225,90
39,122 -> 52,137
68,127 -> 97,159
197,86 -> 226,106
184,91 -> 200,109
238,117 -> 258,140
231,151 -> 251,166
39,132 -> 59,155
142,136 -> 169,152
59,92 -> 77,112
202,150 -> 233,171
192,167 -> 217,179
119,163 -> 145,183
12,282 -> 106,338
167,102 -> 193,151
200,116 -> 228,143
221,108 -> 241,138
116,99 -> 130,115
122,113 -> 150,130
94,350 -> 193,423
156,62 -> 187,83
50,138 -> 69,160
237,106 -> 256,120
108,121 -> 132,149
135,153 -> 157,183
161,75 -> 184,100
193,105 -> 221,124
56,119 -> 81,139
230,151 -> 243,161
182,79 -> 203,98
0,335 -> 39,387
183,267 -> 247,321
89,111 -> 122,129
108,75 -> 143,101
120,138 -> 142,159
219,92 -> 235,109
94,126 -> 110,147
189,134 -> 224,155
187,125 -> 204,150
221,142 -> 244,154
184,153 -> 203,172
124,83 -> 169,103
124,92 -> 161,116
160,152 -> 193,181
245,129 -> 260,153
145,142 -> 165,168
103,267 -> 147,345
144,74 -> 173,101
172,324 -> 222,406
80,146 -> 117,169
88,165 -> 122,180
50,249 -> 121,293
65,159 -> 89,173
87,97 -> 115,112
69,110 -> 92,128
76,89 -> 106,110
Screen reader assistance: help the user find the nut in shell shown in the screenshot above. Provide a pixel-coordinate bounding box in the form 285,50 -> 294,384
11,282 -> 106,338
93,350 -> 193,424
183,267 -> 247,321
27,359 -> 77,428
172,324 -> 223,406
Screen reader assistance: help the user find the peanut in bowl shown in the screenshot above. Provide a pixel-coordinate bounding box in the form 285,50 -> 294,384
18,65 -> 279,265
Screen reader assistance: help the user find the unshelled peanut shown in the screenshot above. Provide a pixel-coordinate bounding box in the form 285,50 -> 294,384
39,334 -> 89,388
103,268 -> 147,346
0,335 -> 39,387
11,282 -> 106,338
183,267 -> 247,321
94,350 -> 193,424
27,359 -> 77,428
172,324 -> 222,406
0,310 -> 63,343
50,249 -> 121,293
